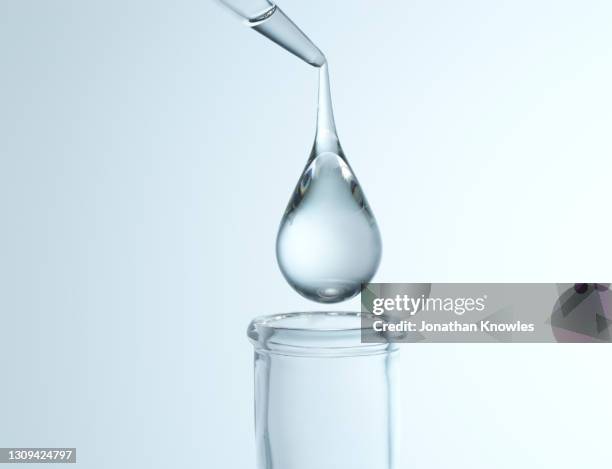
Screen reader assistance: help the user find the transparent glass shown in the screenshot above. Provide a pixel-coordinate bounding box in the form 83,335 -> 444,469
247,312 -> 398,469
218,0 -> 325,66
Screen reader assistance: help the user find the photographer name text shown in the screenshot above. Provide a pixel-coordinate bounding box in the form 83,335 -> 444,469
373,320 -> 535,333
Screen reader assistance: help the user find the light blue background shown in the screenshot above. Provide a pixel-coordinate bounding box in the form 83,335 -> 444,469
1,1 -> 611,468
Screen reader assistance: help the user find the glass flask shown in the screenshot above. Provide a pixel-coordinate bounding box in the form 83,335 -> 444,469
247,312 -> 398,469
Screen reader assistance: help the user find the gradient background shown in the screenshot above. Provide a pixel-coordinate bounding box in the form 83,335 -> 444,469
1,1 -> 611,468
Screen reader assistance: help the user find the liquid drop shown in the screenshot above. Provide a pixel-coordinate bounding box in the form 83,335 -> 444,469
276,63 -> 382,303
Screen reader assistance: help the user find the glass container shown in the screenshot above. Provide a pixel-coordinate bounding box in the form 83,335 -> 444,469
247,311 -> 398,469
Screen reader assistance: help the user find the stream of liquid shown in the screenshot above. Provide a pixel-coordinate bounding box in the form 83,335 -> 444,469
276,63 -> 382,303
251,6 -> 382,303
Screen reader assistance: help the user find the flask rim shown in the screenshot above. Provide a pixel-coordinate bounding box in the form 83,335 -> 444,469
247,311 -> 397,357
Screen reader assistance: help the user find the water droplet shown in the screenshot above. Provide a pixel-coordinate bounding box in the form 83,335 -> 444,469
276,64 -> 382,303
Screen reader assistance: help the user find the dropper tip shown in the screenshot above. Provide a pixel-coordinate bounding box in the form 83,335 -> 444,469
308,54 -> 326,68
